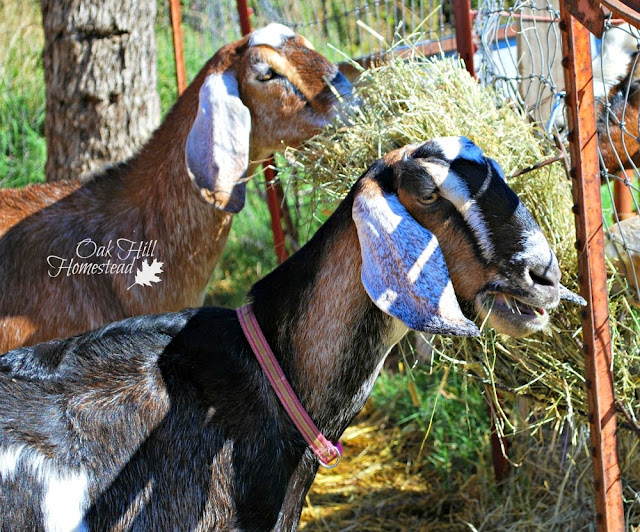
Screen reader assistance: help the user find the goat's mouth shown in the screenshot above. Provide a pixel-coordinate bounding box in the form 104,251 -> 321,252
475,292 -> 550,337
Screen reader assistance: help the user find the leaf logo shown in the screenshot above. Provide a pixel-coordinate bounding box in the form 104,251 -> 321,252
127,259 -> 164,290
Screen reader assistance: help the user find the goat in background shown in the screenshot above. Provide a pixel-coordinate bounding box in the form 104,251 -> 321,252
0,23 -> 354,352
592,22 -> 640,171
0,137 -> 584,531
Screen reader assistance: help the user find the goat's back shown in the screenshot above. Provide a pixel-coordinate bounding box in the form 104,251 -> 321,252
0,181 -> 79,235
0,181 -> 117,351
0,307 -> 303,531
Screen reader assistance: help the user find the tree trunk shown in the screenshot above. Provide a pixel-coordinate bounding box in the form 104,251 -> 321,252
41,0 -> 160,182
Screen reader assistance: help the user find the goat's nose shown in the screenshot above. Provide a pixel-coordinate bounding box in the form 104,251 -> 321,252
329,71 -> 353,98
528,258 -> 586,306
528,262 -> 560,288
329,71 -> 362,110
328,71 -> 361,126
515,230 -> 561,290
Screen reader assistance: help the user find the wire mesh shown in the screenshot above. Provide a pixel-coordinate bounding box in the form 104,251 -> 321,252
595,20 -> 640,307
476,0 -> 565,131
177,0 -> 455,64
249,0 -> 453,59
477,0 -> 640,308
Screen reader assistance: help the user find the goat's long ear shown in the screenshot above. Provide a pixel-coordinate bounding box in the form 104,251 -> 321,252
185,71 -> 251,213
353,185 -> 480,336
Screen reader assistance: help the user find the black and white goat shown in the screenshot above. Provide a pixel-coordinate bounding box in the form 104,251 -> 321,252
0,137 -> 583,531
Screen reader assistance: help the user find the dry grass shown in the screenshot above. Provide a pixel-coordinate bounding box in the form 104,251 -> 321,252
300,399 -> 640,531
279,42 -> 640,528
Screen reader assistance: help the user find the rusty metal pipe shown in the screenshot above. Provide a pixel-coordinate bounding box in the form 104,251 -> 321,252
452,0 -> 476,78
559,3 -> 625,530
169,0 -> 187,96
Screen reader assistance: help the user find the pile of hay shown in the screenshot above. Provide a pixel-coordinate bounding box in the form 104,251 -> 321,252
279,50 -> 640,468
299,401 -> 640,530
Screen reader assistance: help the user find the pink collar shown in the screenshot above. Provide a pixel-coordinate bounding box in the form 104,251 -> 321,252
237,304 -> 342,468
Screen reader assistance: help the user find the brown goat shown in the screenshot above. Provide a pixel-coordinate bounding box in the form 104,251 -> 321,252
593,24 -> 640,172
596,65 -> 640,172
0,24 -> 353,352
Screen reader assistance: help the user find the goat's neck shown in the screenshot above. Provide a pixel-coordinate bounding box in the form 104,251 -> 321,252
114,73 -> 267,309
249,194 -> 408,441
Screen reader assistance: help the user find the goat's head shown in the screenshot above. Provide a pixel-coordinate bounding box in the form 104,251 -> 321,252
352,136 -> 585,338
185,23 -> 353,212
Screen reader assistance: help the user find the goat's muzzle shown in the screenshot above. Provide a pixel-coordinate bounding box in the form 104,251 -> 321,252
327,71 -> 361,125
474,253 -> 585,338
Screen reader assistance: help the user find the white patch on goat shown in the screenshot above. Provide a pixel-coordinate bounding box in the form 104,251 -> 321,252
594,23 -> 640,99
375,288 -> 398,312
0,444 -> 26,479
249,23 -> 295,49
43,471 -> 89,532
422,162 -> 495,260
0,444 -> 46,481
0,445 -> 89,532
512,229 -> 557,274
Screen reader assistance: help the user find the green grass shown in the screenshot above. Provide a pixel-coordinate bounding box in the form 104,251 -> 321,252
369,365 -> 491,480
206,178 -> 278,308
0,91 -> 46,188
0,0 -> 46,187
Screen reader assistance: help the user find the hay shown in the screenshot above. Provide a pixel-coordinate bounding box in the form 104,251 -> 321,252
299,401 -> 640,530
278,42 -> 640,524
279,47 -> 640,436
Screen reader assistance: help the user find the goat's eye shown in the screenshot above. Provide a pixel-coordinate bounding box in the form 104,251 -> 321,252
256,68 -> 276,82
418,192 -> 439,205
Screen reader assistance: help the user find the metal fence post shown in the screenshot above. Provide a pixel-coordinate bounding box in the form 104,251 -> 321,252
559,2 -> 625,530
169,0 -> 187,95
452,0 -> 476,78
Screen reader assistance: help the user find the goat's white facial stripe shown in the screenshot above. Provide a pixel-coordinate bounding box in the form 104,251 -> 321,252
422,162 -> 495,260
512,229 -> 557,274
249,23 -> 295,48
433,136 -> 463,161
432,136 -> 486,166
0,445 -> 89,532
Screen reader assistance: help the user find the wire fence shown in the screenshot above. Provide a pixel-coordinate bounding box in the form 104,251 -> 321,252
2,0 -> 457,187
476,0 -> 564,130
174,0 -> 456,65
476,0 -> 640,307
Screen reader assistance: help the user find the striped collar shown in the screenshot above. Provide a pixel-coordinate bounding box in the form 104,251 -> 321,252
236,304 -> 342,468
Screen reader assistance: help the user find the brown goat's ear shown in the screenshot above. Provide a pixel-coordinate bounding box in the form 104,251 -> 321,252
185,71 -> 251,213
352,184 -> 480,337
